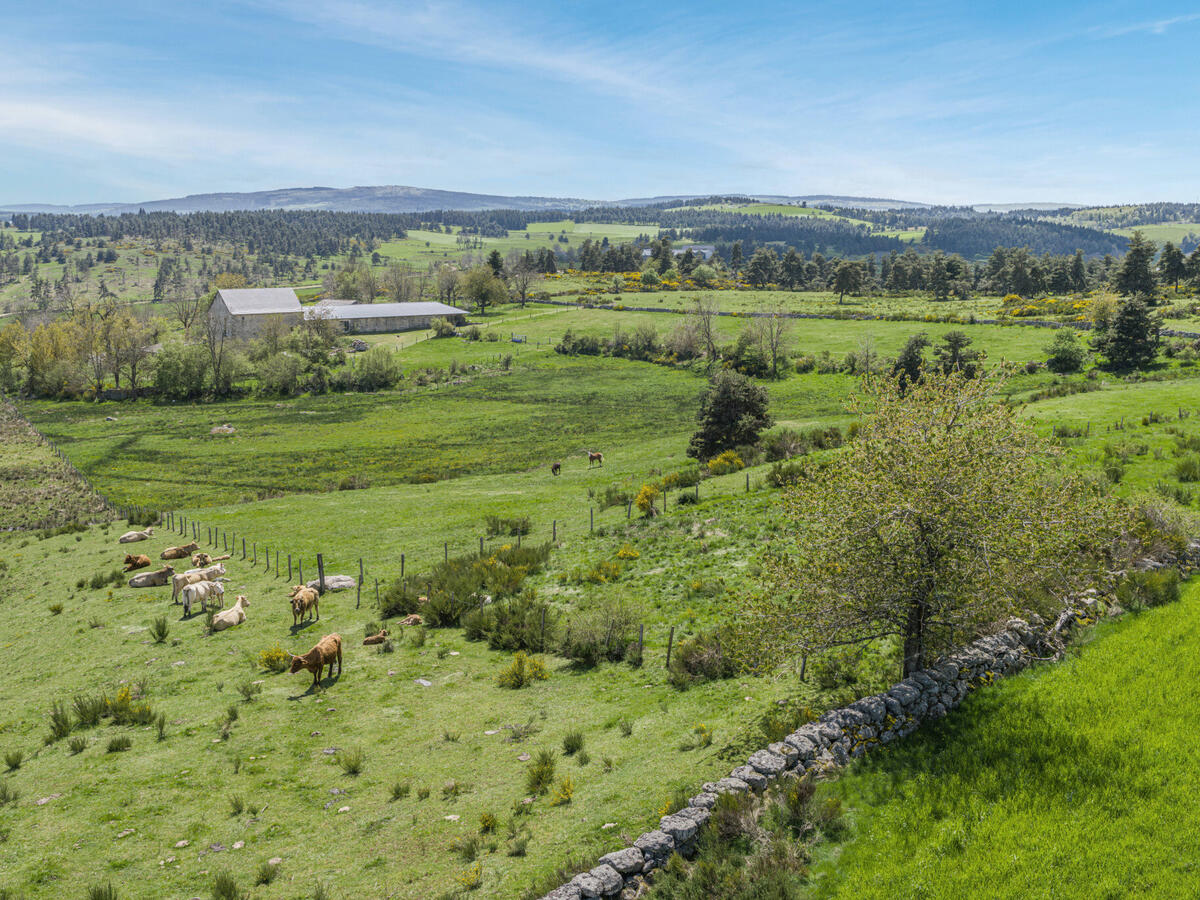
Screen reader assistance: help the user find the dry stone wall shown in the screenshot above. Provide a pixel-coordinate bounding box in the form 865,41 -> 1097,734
539,540 -> 1200,900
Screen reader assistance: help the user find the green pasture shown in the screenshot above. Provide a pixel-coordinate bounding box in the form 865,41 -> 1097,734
810,576 -> 1200,899
0,520 -> 813,900
1110,222 -> 1200,245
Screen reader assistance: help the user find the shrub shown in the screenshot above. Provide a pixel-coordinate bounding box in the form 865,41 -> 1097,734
73,693 -> 104,729
229,794 -> 246,816
149,616 -> 169,644
390,782 -> 411,801
47,701 -> 72,742
1045,328 -> 1087,374
456,861 -> 483,891
417,786 -> 430,800
87,884 -> 119,900
258,645 -> 290,672
1175,455 -> 1200,482
0,783 -> 16,806
618,718 -> 633,737
766,460 -> 805,488
3,750 -> 22,771
337,746 -> 365,775
562,731 -> 584,756
634,482 -> 661,516
706,450 -> 745,476
497,651 -> 550,689
479,811 -> 498,834
549,776 -> 575,806
526,749 -> 557,795
106,736 -> 131,753
210,871 -> 244,900
1116,568 -> 1182,612
49,602 -> 63,615
68,736 -> 86,755
255,861 -> 280,886
559,600 -> 641,667
155,713 -> 167,742
431,316 -> 456,337
485,514 -> 531,537
462,591 -> 558,653
668,628 -> 736,688
237,681 -> 262,702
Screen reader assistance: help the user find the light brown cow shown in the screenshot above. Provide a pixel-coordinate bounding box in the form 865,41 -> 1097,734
289,585 -> 320,627
161,541 -> 200,560
122,553 -> 151,572
191,552 -> 231,568
362,629 -> 390,645
128,565 -> 174,588
170,563 -> 226,603
288,634 -> 342,689
211,595 -> 249,631
119,527 -> 154,544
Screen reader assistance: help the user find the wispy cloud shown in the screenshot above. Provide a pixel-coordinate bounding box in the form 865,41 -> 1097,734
1091,12 -> 1200,38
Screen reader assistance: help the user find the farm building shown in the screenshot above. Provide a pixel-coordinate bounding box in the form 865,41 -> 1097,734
304,301 -> 468,334
208,287 -> 302,339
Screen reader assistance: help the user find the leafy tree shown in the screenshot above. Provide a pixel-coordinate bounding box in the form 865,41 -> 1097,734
1093,295 -> 1161,371
1158,241 -> 1187,290
927,252 -> 951,301
729,242 -> 744,275
1114,230 -> 1157,298
687,369 -> 772,461
833,261 -> 863,303
741,369 -> 1124,678
933,330 -> 983,377
891,333 -> 930,392
1044,327 -> 1087,374
460,266 -> 507,315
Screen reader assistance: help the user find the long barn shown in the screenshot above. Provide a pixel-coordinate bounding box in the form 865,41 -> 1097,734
208,287 -> 302,339
304,301 -> 468,334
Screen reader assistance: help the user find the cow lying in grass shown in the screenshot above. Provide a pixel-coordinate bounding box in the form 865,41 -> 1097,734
288,634 -> 342,689
289,585 -> 319,626
128,565 -> 174,588
182,580 -> 224,617
161,541 -> 200,560
211,595 -> 249,631
171,563 -> 226,603
363,629 -> 389,645
119,527 -> 153,544
123,553 -> 151,572
191,552 -> 231,568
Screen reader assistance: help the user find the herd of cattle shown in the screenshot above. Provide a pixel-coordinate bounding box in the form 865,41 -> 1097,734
117,526 -> 344,689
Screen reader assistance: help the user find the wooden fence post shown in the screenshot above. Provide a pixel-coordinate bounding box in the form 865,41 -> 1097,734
317,553 -> 326,595
252,542 -> 257,565
444,542 -> 448,562
638,623 -> 644,660
665,626 -> 675,669
207,526 -> 212,545
590,507 -> 594,533
299,559 -> 303,586
357,558 -> 363,609
242,538 -> 246,560
374,578 -> 379,606
479,536 -> 484,555
288,554 -> 292,581
263,544 -> 268,570
223,530 -> 228,552
745,472 -> 750,493
553,520 -> 557,542
275,550 -> 279,578
401,554 -> 405,578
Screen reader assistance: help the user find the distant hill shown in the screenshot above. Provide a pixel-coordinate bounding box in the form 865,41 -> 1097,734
0,185 -> 927,216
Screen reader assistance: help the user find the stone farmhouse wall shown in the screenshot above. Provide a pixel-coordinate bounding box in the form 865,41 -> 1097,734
539,542 -> 1200,899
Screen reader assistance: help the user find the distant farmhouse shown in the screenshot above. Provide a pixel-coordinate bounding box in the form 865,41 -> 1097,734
208,287 -> 301,339
305,301 -> 468,334
640,244 -> 716,261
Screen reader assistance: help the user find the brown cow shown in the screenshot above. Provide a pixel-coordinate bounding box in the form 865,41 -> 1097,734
288,634 -> 342,689
123,553 -> 151,572
289,585 -> 320,627
191,552 -> 231,567
587,451 -> 603,468
161,541 -> 200,560
363,629 -> 390,646
550,462 -> 561,476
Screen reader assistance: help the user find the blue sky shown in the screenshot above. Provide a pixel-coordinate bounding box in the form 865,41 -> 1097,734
2,0 -> 1199,206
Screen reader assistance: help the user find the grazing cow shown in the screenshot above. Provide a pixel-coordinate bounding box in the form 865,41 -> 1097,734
119,527 -> 154,544
128,565 -> 174,588
288,634 -> 342,689
550,462 -> 561,476
588,450 -> 604,468
363,629 -> 389,645
211,595 -> 249,631
161,541 -> 200,560
289,585 -> 320,626
122,553 -> 151,572
181,580 -> 225,616
170,563 -> 226,603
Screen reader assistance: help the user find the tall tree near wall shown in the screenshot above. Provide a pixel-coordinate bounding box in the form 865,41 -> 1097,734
738,369 -> 1125,679
1115,230 -> 1158,299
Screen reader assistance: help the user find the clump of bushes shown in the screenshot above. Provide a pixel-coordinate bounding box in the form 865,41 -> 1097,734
258,644 -> 290,672
559,600 -> 642,667
706,450 -> 744,476
1116,568 -> 1181,612
668,627 -> 736,688
462,591 -> 558,653
485,514 -> 531,537
106,736 -> 132,753
525,750 -> 557,795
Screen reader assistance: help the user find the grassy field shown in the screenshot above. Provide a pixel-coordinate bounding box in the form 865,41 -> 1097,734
0,401 -> 109,529
809,576 -> 1200,899
1110,222 -> 1200,245
0,496 -> 829,899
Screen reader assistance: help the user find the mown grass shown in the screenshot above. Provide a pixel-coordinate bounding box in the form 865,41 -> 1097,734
810,577 -> 1200,899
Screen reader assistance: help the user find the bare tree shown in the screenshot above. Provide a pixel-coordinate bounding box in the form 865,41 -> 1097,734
171,271 -> 205,336
754,307 -> 791,378
383,261 -> 416,303
204,316 -> 234,396
436,265 -> 461,304
692,295 -> 719,367
507,259 -> 539,307
110,311 -> 156,394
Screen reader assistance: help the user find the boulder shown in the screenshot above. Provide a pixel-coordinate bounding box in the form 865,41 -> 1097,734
587,864 -> 623,896
542,886 -> 582,900
633,830 -> 673,858
658,814 -> 699,844
306,575 -> 357,592
748,749 -> 787,777
599,848 -> 644,876
729,766 -> 768,791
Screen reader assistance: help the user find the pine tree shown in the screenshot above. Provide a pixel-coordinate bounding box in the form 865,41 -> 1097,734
1115,230 -> 1157,298
1158,242 -> 1186,290
1070,249 -> 1088,292
1093,295 -> 1160,370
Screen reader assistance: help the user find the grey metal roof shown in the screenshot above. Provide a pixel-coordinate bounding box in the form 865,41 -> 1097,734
217,288 -> 301,315
304,302 -> 467,320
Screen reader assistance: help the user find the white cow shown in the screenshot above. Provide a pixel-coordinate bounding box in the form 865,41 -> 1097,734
181,580 -> 225,617
119,527 -> 154,544
211,595 -> 249,631
170,563 -> 226,603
